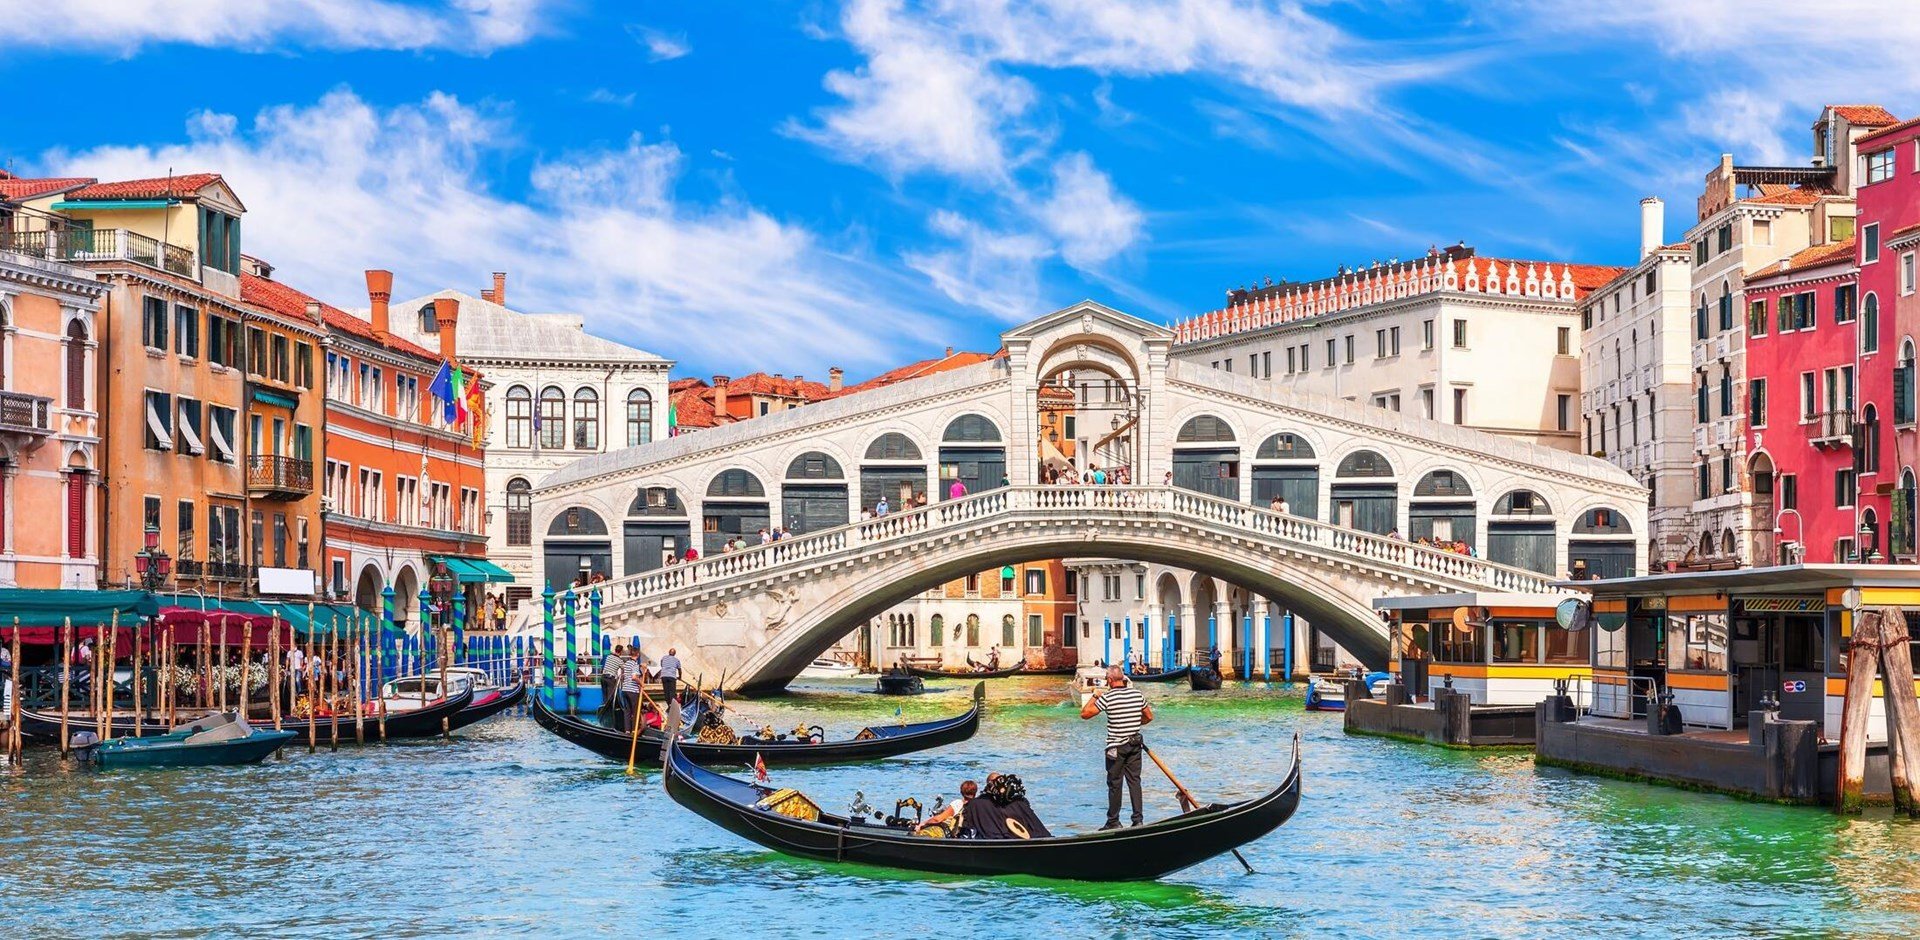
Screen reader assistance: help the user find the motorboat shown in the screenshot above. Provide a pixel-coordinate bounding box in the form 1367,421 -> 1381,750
1073,665 -> 1107,707
80,711 -> 297,769
1304,675 -> 1347,711
798,658 -> 859,680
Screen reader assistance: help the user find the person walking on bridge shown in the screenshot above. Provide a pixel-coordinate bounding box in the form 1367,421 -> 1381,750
1080,665 -> 1152,829
949,478 -> 967,500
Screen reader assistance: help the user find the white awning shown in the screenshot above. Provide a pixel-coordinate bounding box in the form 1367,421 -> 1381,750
146,398 -> 173,451
179,412 -> 205,456
209,416 -> 235,463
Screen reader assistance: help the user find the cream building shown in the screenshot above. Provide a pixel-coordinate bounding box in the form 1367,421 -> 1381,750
1170,245 -> 1621,454
382,274 -> 673,608
1579,198 -> 1697,570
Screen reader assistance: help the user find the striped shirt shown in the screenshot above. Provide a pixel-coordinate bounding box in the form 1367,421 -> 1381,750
619,657 -> 645,694
598,650 -> 622,675
1095,684 -> 1147,747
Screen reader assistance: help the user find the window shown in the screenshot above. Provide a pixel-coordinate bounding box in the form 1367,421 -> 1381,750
1864,293 -> 1881,354
247,326 -> 267,375
1452,319 -> 1467,348
506,478 -> 532,545
1719,369 -> 1733,417
1025,569 -> 1046,595
1906,254 -> 1918,296
1556,394 -> 1571,431
1836,468 -> 1857,508
142,296 -> 168,350
176,398 -> 204,455
1697,380 -> 1709,424
272,513 -> 287,567
394,375 -> 419,421
1262,351 -> 1271,376
207,406 -> 236,463
1420,387 -> 1435,419
1375,329 -> 1387,359
296,517 -> 309,569
178,499 -> 195,564
250,510 -> 264,567
1248,354 -> 1258,374
626,389 -> 653,446
1800,372 -> 1817,421
143,495 -> 161,538
505,386 -> 532,448
418,303 -> 439,334
1718,289 -> 1733,332
1001,569 -> 1016,594
1452,387 -> 1467,425
295,342 -> 313,388
1298,344 -> 1309,370
1286,347 -> 1297,374
1696,462 -> 1709,501
1028,614 -> 1044,648
1779,473 -> 1797,510
1835,284 -> 1857,324
206,315 -> 238,368
1422,319 -> 1434,350
1556,326 -> 1571,355
1716,223 -> 1732,254
325,352 -> 349,400
1344,334 -> 1355,364
1749,299 -> 1768,337
269,334 -> 290,383
1750,378 -> 1768,428
144,391 -> 173,451
1792,292 -> 1816,331
1899,343 -> 1917,426
199,208 -> 241,275
1325,338 -> 1336,367
1390,326 -> 1401,356
1867,148 -> 1896,184
1865,222 -> 1882,264
572,387 -> 600,449
173,304 -> 198,357
538,387 -> 566,449
1697,296 -> 1709,340
64,320 -> 88,408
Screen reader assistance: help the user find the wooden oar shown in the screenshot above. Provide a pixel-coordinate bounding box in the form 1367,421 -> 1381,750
1141,743 -> 1255,875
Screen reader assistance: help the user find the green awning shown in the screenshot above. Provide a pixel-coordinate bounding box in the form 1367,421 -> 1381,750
467,559 -> 515,583
251,388 -> 300,409
0,588 -> 157,627
432,555 -> 514,584
50,198 -> 177,210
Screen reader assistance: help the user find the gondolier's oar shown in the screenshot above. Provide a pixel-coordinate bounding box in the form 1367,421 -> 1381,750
1142,743 -> 1256,875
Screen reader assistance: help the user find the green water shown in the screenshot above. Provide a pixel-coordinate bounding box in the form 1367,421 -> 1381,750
4,676 -> 1918,937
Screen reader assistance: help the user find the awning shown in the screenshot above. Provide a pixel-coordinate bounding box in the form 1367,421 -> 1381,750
432,555 -> 515,584
0,588 -> 157,629
153,605 -> 293,647
251,388 -> 299,409
146,398 -> 173,451
179,414 -> 206,455
50,198 -> 177,209
210,416 -> 235,463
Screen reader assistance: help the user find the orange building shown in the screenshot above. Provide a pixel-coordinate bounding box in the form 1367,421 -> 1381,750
0,188 -> 107,588
236,256 -> 325,590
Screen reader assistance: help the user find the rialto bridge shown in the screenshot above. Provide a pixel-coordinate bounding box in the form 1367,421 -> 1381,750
532,302 -> 1645,692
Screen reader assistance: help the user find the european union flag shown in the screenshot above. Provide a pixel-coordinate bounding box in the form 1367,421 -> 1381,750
428,360 -> 453,420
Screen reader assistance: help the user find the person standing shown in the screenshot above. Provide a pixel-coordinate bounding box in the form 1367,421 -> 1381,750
599,644 -> 626,716
617,652 -> 645,732
1079,665 -> 1152,830
658,647 -> 682,705
875,496 -> 890,517
949,478 -> 967,500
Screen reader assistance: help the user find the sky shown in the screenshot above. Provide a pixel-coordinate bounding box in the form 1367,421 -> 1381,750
3,0 -> 1916,379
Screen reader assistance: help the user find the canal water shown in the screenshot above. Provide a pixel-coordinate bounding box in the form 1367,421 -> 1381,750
5,677 -> 1918,937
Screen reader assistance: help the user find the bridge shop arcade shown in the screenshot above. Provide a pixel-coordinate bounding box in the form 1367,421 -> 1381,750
1536,565 -> 1920,804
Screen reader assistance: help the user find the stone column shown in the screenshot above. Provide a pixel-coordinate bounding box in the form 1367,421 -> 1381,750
1144,602 -> 1163,669
1212,598 -> 1233,676
1178,602 -> 1197,661
1252,597 -> 1271,679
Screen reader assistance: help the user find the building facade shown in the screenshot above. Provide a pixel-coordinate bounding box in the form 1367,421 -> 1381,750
0,186 -> 105,589
237,256 -> 326,593
1579,198 -> 1697,570
1853,114 -> 1920,564
1173,245 -> 1620,453
381,274 -> 671,610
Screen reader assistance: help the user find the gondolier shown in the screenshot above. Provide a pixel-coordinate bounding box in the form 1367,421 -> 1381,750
1080,665 -> 1152,830
618,653 -> 645,732
658,647 -> 682,705
599,644 -> 626,713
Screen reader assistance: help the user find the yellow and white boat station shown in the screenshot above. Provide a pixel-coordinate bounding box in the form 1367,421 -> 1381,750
1576,565 -> 1920,741
1373,593 -> 1589,707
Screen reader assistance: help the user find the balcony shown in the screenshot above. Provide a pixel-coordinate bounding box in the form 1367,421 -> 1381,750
247,454 -> 314,500
1808,410 -> 1854,447
0,225 -> 195,279
1714,333 -> 1733,361
0,391 -> 54,449
1713,416 -> 1739,447
1691,344 -> 1709,370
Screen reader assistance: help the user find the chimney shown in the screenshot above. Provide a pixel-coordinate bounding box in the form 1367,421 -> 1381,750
944,346 -> 953,358
304,301 -> 323,325
433,297 -> 460,362
829,367 -> 844,392
491,271 -> 507,306
712,375 -> 730,417
1639,197 -> 1664,259
365,269 -> 393,340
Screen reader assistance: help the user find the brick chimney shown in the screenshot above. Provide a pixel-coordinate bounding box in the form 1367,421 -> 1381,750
304,301 -> 323,325
433,297 -> 460,361
491,271 -> 507,306
828,367 -> 844,392
365,269 -> 393,340
944,346 -> 953,358
712,375 -> 730,418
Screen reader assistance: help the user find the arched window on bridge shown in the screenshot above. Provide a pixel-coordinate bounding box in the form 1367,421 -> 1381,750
624,486 -> 688,575
1252,432 -> 1318,517
1173,415 -> 1239,500
704,469 -> 770,556
862,432 -> 925,512
1488,490 -> 1555,574
783,452 -> 848,534
1570,506 -> 1635,579
1330,449 -> 1396,534
941,414 -> 1005,498
544,506 -> 610,589
1411,469 -> 1475,550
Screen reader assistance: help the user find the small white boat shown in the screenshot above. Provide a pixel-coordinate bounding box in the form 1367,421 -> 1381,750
1303,675 -> 1347,712
1073,665 -> 1108,707
799,657 -> 858,680
380,673 -> 472,713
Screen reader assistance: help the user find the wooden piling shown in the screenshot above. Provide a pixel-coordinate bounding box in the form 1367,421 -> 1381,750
101,613 -> 117,741
217,616 -> 230,712
269,615 -> 282,731
438,620 -> 451,740
57,618 -> 70,757
305,627 -> 317,755
8,620 -> 22,767
352,618 -> 365,745
1836,608 -> 1881,814
132,616 -> 144,738
197,619 -> 210,711
1873,607 -> 1920,816
328,616 -> 340,752
239,620 -> 254,723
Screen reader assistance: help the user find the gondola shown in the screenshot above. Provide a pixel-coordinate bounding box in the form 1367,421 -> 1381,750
447,682 -> 528,732
904,664 -> 1024,680
17,686 -> 475,742
661,733 -> 1303,881
1125,665 -> 1191,683
1188,665 -> 1223,691
531,681 -> 984,767
874,673 -> 924,696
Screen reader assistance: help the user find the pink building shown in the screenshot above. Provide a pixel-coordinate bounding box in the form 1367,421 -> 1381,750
1853,115 -> 1920,561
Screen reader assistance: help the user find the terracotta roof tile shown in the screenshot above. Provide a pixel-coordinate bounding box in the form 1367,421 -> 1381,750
0,176 -> 93,201
669,385 -> 719,430
829,350 -> 1001,398
241,272 -> 443,363
1747,238 -> 1855,283
723,372 -> 831,400
1831,105 -> 1900,127
66,173 -> 225,201
1858,114 -> 1920,147
1744,187 -> 1832,206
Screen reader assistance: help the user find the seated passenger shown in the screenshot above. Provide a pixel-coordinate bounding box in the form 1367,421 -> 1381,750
913,780 -> 976,836
970,772 -> 1052,839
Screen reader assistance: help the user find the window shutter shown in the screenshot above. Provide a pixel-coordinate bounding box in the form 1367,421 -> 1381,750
66,471 -> 86,558
1896,367 -> 1912,425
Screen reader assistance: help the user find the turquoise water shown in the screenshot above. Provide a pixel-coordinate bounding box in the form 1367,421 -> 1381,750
5,676 -> 1919,938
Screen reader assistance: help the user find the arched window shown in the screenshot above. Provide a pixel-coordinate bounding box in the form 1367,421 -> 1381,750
1698,531 -> 1714,558
1002,613 -> 1017,647
1336,450 -> 1394,478
785,452 -> 844,479
505,478 -> 532,545
1176,415 -> 1236,442
504,385 -> 532,448
1721,528 -> 1736,556
1899,468 -> 1917,558
628,486 -> 684,516
706,469 -> 765,498
1861,404 -> 1882,475
943,414 -> 1002,442
965,613 -> 980,646
1576,507 -> 1632,535
865,432 -> 922,461
1493,491 -> 1549,515
626,389 -> 652,446
538,386 -> 566,449
547,506 -> 608,537
417,303 -> 439,334
1861,507 -> 1881,557
572,387 -> 600,450
1255,433 -> 1315,460
1898,339 -> 1916,426
65,319 -> 89,410
929,614 -> 944,643
1414,470 -> 1472,498
1863,293 -> 1881,354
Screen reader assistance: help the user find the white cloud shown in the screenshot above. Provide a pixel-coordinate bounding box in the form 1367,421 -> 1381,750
40,89 -> 942,373
4,0 -> 550,54
1035,152 -> 1143,269
626,24 -> 691,61
905,211 -> 1053,320
585,88 -> 638,107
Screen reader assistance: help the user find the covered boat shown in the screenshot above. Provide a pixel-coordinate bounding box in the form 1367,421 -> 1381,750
22,686 -> 475,742
905,664 -> 1024,680
532,682 -> 983,767
82,712 -> 296,769
662,734 -> 1303,881
1188,665 -> 1223,691
1303,676 -> 1346,711
381,669 -> 527,731
874,673 -> 924,696
1126,665 -> 1191,684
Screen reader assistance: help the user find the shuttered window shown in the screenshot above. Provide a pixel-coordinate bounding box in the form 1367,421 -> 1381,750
65,321 -> 87,408
66,472 -> 86,558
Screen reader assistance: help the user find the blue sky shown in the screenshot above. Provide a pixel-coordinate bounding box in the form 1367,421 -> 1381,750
3,1 -> 1910,377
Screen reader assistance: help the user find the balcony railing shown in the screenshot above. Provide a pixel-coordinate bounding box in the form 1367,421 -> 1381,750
0,391 -> 53,435
0,226 -> 196,278
1808,409 -> 1854,446
247,454 -> 314,497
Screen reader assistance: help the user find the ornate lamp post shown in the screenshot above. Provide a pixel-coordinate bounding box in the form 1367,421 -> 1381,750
428,564 -> 457,628
133,524 -> 173,592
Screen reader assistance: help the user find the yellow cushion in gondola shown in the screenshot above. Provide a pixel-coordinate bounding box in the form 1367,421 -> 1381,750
853,728 -> 877,741
754,788 -> 821,822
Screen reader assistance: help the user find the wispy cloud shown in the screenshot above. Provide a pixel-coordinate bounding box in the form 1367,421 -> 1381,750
585,88 -> 637,107
4,0 -> 551,54
626,24 -> 691,61
40,89 -> 941,374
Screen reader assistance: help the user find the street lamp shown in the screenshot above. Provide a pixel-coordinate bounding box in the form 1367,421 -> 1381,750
428,563 -> 456,627
1859,518 -> 1881,563
133,524 -> 172,592
1772,508 -> 1803,566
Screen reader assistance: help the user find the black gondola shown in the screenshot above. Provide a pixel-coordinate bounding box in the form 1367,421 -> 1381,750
530,682 -> 983,766
1125,666 -> 1191,683
446,682 -> 528,732
904,664 -> 1024,680
661,734 -> 1303,881
1188,666 -> 1223,691
16,687 -> 475,742
874,673 -> 925,696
